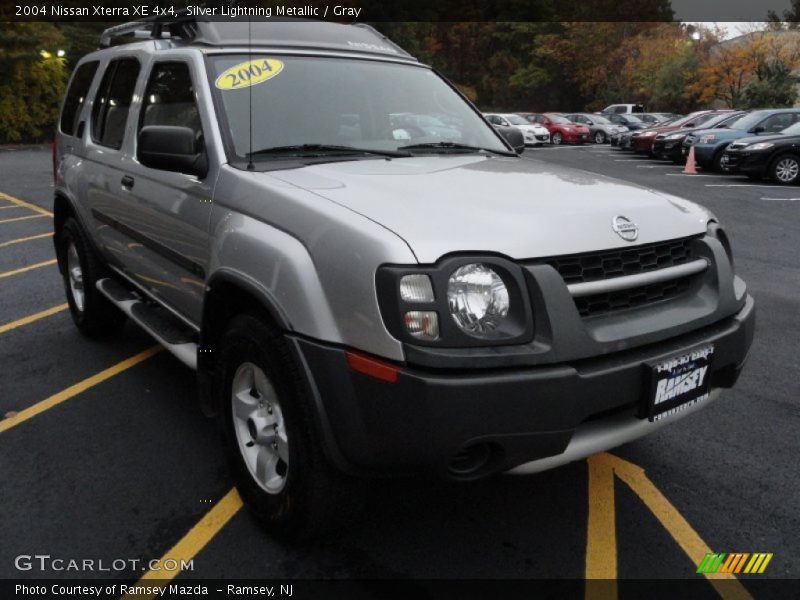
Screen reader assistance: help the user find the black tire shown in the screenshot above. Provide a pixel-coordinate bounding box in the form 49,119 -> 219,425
216,313 -> 362,539
58,217 -> 126,337
711,147 -> 729,172
594,131 -> 606,144
768,153 -> 800,185
551,132 -> 562,145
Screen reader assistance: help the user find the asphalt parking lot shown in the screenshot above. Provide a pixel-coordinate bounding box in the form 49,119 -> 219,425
0,146 -> 797,597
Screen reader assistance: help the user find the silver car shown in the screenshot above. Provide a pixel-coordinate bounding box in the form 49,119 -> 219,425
54,17 -> 754,538
565,113 -> 628,144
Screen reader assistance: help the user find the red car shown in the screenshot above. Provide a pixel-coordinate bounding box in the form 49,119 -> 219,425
521,112 -> 590,145
630,110 -> 731,154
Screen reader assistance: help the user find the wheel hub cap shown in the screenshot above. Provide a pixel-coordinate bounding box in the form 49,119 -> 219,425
66,243 -> 85,312
232,362 -> 288,494
776,159 -> 798,182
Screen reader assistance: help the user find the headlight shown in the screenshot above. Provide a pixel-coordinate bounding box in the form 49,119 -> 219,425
746,142 -> 774,151
699,134 -> 716,144
642,131 -> 658,137
666,133 -> 685,140
447,264 -> 509,338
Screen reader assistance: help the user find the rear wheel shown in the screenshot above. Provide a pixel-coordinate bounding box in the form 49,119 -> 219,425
769,154 -> 800,185
594,131 -> 606,144
217,313 -> 362,539
58,217 -> 126,337
551,132 -> 562,145
711,146 -> 729,172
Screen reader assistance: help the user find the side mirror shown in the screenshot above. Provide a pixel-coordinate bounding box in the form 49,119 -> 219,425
750,126 -> 765,134
586,120 -> 594,125
684,122 -> 695,128
496,125 -> 525,153
138,125 -> 208,178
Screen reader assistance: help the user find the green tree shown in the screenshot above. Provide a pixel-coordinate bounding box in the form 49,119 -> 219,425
743,60 -> 798,107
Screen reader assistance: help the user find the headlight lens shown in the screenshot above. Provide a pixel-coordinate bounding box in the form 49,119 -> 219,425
746,142 -> 774,151
666,133 -> 685,140
699,134 -> 716,144
447,264 -> 510,337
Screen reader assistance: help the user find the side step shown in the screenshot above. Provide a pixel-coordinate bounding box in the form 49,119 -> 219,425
96,278 -> 198,370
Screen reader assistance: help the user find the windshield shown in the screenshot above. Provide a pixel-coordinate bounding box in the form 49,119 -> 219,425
622,115 -> 643,123
590,115 -> 611,124
713,112 -> 747,128
547,115 -> 571,124
506,115 -> 529,125
208,55 -> 507,161
729,111 -> 777,131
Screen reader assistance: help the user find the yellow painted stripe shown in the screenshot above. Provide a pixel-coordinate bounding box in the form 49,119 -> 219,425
124,487 -> 243,599
0,303 -> 68,335
743,554 -> 759,574
0,205 -> 24,210
585,455 -> 618,600
0,232 -> 53,248
0,191 -> 53,216
606,454 -> 753,600
0,259 -> 57,280
0,214 -> 48,225
758,553 -> 773,574
0,346 -> 161,434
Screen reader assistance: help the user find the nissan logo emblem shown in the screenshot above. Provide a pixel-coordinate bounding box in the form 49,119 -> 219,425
612,215 -> 639,241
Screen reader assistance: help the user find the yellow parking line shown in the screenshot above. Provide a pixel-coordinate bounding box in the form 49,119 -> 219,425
0,205 -> 24,210
0,303 -> 68,335
124,488 -> 243,599
0,191 -> 53,216
585,455 -> 618,586
0,232 -> 53,249
0,259 -> 58,280
0,214 -> 48,225
0,346 -> 162,434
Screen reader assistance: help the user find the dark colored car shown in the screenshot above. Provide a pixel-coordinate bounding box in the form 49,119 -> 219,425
683,109 -> 800,171
721,121 -> 800,184
521,112 -> 591,144
652,112 -> 748,164
638,113 -> 677,125
630,111 -> 729,155
605,113 -> 648,131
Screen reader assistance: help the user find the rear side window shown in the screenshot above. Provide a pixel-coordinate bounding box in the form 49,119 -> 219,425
139,62 -> 201,133
60,61 -> 99,136
91,58 -> 141,149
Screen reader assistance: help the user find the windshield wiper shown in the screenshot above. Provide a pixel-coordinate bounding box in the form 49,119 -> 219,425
248,144 -> 410,158
398,141 -> 514,156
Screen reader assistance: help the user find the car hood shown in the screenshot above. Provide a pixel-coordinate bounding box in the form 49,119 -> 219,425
267,155 -> 710,263
690,127 -> 747,142
729,132 -> 794,146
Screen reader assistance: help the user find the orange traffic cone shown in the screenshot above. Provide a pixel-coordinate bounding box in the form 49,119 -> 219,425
683,146 -> 697,174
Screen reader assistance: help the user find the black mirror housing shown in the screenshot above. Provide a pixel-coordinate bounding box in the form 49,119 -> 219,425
751,126 -> 765,134
138,125 -> 208,178
496,125 -> 526,153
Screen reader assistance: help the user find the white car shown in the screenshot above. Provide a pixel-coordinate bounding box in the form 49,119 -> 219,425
484,113 -> 550,146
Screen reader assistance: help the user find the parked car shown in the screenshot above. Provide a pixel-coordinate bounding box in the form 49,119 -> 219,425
605,113 -> 648,132
601,103 -> 645,114
652,112 -> 748,164
390,113 -> 463,140
54,16 -> 754,537
483,113 -> 550,146
721,121 -> 800,184
637,113 -> 676,125
630,111 -> 729,155
683,109 -> 800,171
521,113 -> 591,144
564,113 -> 627,144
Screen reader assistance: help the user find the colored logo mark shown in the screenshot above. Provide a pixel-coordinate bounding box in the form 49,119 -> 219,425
697,552 -> 773,574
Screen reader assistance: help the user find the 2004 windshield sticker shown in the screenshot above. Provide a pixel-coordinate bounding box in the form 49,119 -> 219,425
215,58 -> 284,90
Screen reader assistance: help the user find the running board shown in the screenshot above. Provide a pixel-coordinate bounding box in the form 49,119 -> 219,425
96,278 -> 198,370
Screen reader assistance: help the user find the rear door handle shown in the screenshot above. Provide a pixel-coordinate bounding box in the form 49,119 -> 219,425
121,175 -> 135,189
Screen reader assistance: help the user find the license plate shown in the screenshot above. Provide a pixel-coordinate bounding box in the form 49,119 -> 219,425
641,345 -> 714,422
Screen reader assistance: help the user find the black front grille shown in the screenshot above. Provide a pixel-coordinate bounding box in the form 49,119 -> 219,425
573,276 -> 694,317
539,236 -> 696,285
530,236 -> 700,318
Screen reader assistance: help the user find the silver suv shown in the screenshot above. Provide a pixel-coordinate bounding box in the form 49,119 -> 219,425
54,17 -> 754,537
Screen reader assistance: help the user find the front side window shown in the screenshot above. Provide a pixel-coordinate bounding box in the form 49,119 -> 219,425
140,62 -> 201,134
760,112 -> 797,133
208,55 -> 507,163
91,58 -> 141,149
60,61 -> 99,136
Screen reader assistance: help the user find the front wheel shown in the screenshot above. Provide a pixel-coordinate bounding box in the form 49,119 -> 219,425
58,217 -> 126,337
594,131 -> 606,144
769,154 -> 800,185
217,314 -> 362,539
551,132 -> 562,145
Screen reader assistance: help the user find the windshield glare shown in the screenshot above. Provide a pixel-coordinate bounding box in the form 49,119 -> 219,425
547,115 -> 570,124
208,55 -> 507,159
590,115 -> 611,124
622,115 -> 643,123
506,115 -> 528,125
780,122 -> 800,135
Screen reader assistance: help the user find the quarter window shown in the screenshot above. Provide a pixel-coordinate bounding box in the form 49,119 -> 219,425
60,61 -> 99,136
91,58 -> 141,149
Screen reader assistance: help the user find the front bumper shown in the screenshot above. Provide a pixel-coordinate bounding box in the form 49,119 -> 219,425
721,150 -> 770,176
653,138 -> 684,160
632,136 -> 657,152
291,296 -> 754,479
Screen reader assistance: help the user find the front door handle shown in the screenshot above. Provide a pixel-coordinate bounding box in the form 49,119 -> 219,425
121,175 -> 135,189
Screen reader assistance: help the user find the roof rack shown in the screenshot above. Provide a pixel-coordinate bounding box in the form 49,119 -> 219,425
98,14 -> 416,61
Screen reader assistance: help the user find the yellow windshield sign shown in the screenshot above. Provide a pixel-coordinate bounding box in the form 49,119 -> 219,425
215,58 -> 284,90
